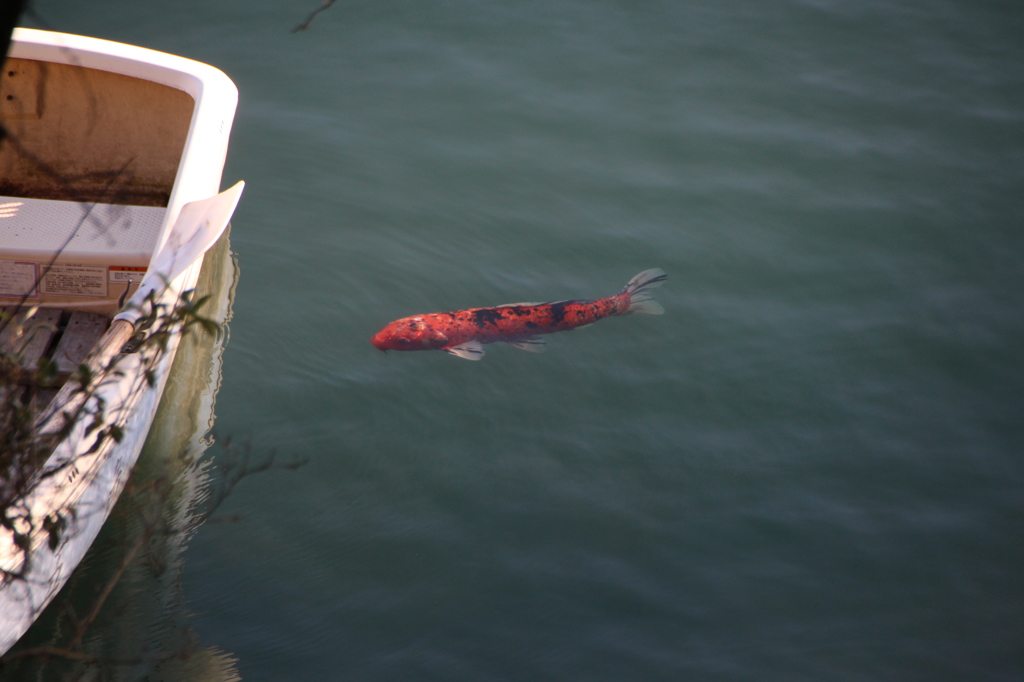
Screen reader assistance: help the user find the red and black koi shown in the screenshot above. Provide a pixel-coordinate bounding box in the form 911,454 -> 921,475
371,268 -> 666,360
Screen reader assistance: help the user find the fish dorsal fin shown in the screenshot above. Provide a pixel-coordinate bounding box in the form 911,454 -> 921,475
508,337 -> 547,353
446,340 -> 485,360
494,301 -> 546,308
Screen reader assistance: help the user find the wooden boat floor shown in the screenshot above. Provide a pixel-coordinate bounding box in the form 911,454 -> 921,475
1,306 -> 111,408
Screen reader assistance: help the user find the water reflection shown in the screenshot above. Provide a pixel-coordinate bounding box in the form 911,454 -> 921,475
2,229 -> 240,680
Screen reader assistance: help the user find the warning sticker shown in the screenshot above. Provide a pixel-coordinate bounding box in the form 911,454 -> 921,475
0,260 -> 38,297
109,266 -> 148,283
40,264 -> 108,297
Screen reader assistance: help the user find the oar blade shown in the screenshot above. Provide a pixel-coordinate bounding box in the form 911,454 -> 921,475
150,180 -> 245,281
114,181 -> 244,324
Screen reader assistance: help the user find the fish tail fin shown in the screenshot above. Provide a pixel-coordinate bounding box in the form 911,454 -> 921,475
621,268 -> 666,315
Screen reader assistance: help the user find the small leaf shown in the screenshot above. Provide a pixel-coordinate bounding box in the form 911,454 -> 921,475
198,318 -> 219,336
44,513 -> 67,551
85,415 -> 103,436
76,363 -> 94,387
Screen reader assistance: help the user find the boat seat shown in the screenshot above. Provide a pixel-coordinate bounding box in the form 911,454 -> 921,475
0,196 -> 165,314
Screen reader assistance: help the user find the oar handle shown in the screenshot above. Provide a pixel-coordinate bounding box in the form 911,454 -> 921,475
34,319 -> 135,435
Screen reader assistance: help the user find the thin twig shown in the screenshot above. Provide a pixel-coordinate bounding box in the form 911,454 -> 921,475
67,529 -> 150,650
292,0 -> 339,33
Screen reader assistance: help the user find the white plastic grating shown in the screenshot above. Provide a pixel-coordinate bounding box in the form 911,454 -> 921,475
0,196 -> 165,257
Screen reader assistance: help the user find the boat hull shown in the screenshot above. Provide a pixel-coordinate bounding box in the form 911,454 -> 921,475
0,29 -> 239,655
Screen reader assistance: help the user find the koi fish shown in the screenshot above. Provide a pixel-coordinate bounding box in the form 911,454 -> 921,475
371,268 -> 666,360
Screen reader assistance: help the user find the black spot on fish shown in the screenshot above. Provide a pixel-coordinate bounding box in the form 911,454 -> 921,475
550,302 -> 568,324
472,308 -> 504,327
526,321 -> 539,329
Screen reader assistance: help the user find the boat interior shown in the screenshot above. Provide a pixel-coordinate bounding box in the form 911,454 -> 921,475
0,56 -> 195,403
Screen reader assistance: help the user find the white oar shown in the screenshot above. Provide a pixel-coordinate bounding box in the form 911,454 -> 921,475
112,180 -> 245,328
36,181 -> 244,433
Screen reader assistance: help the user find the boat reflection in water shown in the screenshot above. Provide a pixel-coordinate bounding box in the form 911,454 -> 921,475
2,230 -> 242,680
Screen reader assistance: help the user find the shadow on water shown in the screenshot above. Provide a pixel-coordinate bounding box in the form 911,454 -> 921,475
1,228 -> 241,681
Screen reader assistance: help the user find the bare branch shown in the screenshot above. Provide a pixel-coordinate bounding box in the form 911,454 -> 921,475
292,0 -> 339,33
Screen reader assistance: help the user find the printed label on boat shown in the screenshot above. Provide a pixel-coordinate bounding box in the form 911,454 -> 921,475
40,264 -> 108,297
109,266 -> 148,283
0,260 -> 38,297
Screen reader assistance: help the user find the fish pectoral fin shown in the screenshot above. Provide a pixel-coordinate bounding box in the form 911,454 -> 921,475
508,337 -> 546,353
445,341 -> 485,361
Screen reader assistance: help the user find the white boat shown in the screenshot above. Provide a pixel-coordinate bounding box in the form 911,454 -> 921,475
0,28 -> 243,655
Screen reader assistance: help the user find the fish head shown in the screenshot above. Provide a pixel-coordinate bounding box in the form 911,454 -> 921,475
371,316 -> 449,351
